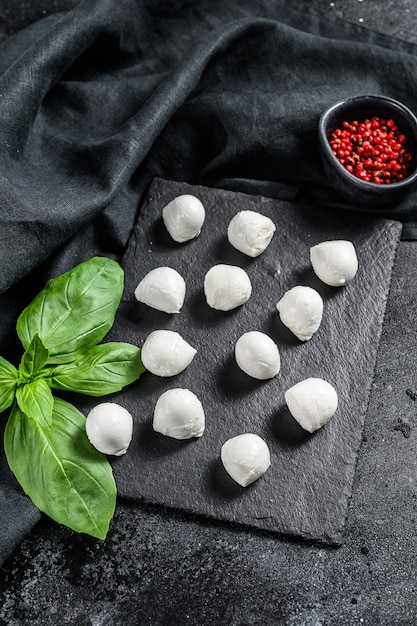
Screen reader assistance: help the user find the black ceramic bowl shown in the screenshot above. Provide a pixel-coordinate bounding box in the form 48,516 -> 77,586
319,95 -> 417,207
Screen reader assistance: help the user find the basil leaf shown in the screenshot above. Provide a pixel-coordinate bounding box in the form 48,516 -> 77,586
0,356 -> 18,414
45,342 -> 145,396
18,334 -> 49,382
4,397 -> 116,539
16,257 -> 124,364
16,379 -> 54,428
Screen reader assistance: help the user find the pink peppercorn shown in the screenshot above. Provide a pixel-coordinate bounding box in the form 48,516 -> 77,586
329,116 -> 412,184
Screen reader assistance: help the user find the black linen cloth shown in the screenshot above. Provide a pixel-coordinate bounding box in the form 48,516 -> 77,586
1,0 -> 417,564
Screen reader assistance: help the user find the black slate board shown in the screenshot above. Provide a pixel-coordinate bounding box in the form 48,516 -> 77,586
106,178 -> 401,545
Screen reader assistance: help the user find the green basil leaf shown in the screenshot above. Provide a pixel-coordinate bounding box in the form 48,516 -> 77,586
16,257 -> 124,364
4,397 -> 116,539
45,342 -> 145,396
0,356 -> 18,414
16,379 -> 54,428
18,334 -> 49,382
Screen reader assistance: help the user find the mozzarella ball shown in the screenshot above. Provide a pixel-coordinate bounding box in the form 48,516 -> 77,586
141,330 -> 197,377
134,267 -> 186,313
310,240 -> 358,287
284,378 -> 338,433
153,388 -> 205,439
227,210 -> 276,257
86,402 -> 133,456
221,433 -> 271,487
204,264 -> 252,311
162,194 -> 206,243
235,331 -> 280,380
276,285 -> 323,341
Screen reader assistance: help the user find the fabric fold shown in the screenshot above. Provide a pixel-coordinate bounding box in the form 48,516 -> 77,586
0,2 -> 287,294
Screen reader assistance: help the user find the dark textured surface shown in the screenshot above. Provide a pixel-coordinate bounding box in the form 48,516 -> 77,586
100,178 -> 401,545
2,243 -> 416,626
1,1 -> 417,625
298,0 -> 417,45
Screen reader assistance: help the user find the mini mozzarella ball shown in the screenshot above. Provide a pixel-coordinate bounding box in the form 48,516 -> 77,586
276,285 -> 323,341
153,388 -> 205,439
204,264 -> 252,311
284,378 -> 338,433
134,266 -> 186,313
141,330 -> 196,377
310,240 -> 358,287
86,402 -> 133,456
221,433 -> 271,487
235,331 -> 280,380
227,210 -> 276,257
162,194 -> 206,243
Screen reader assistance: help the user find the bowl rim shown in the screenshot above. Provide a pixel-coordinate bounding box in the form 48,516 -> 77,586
319,94 -> 417,190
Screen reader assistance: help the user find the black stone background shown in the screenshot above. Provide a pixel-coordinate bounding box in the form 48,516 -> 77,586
2,1 -> 417,625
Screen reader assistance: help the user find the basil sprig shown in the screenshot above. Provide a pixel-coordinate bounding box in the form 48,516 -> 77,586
0,257 -> 145,539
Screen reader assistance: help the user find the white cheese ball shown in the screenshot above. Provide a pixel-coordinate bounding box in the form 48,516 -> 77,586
134,266 -> 186,313
153,388 -> 205,439
285,378 -> 338,433
204,264 -> 252,311
141,330 -> 197,377
310,240 -> 358,287
86,402 -> 133,456
276,285 -> 323,341
235,331 -> 280,380
162,194 -> 206,243
221,433 -> 271,487
227,210 -> 276,257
